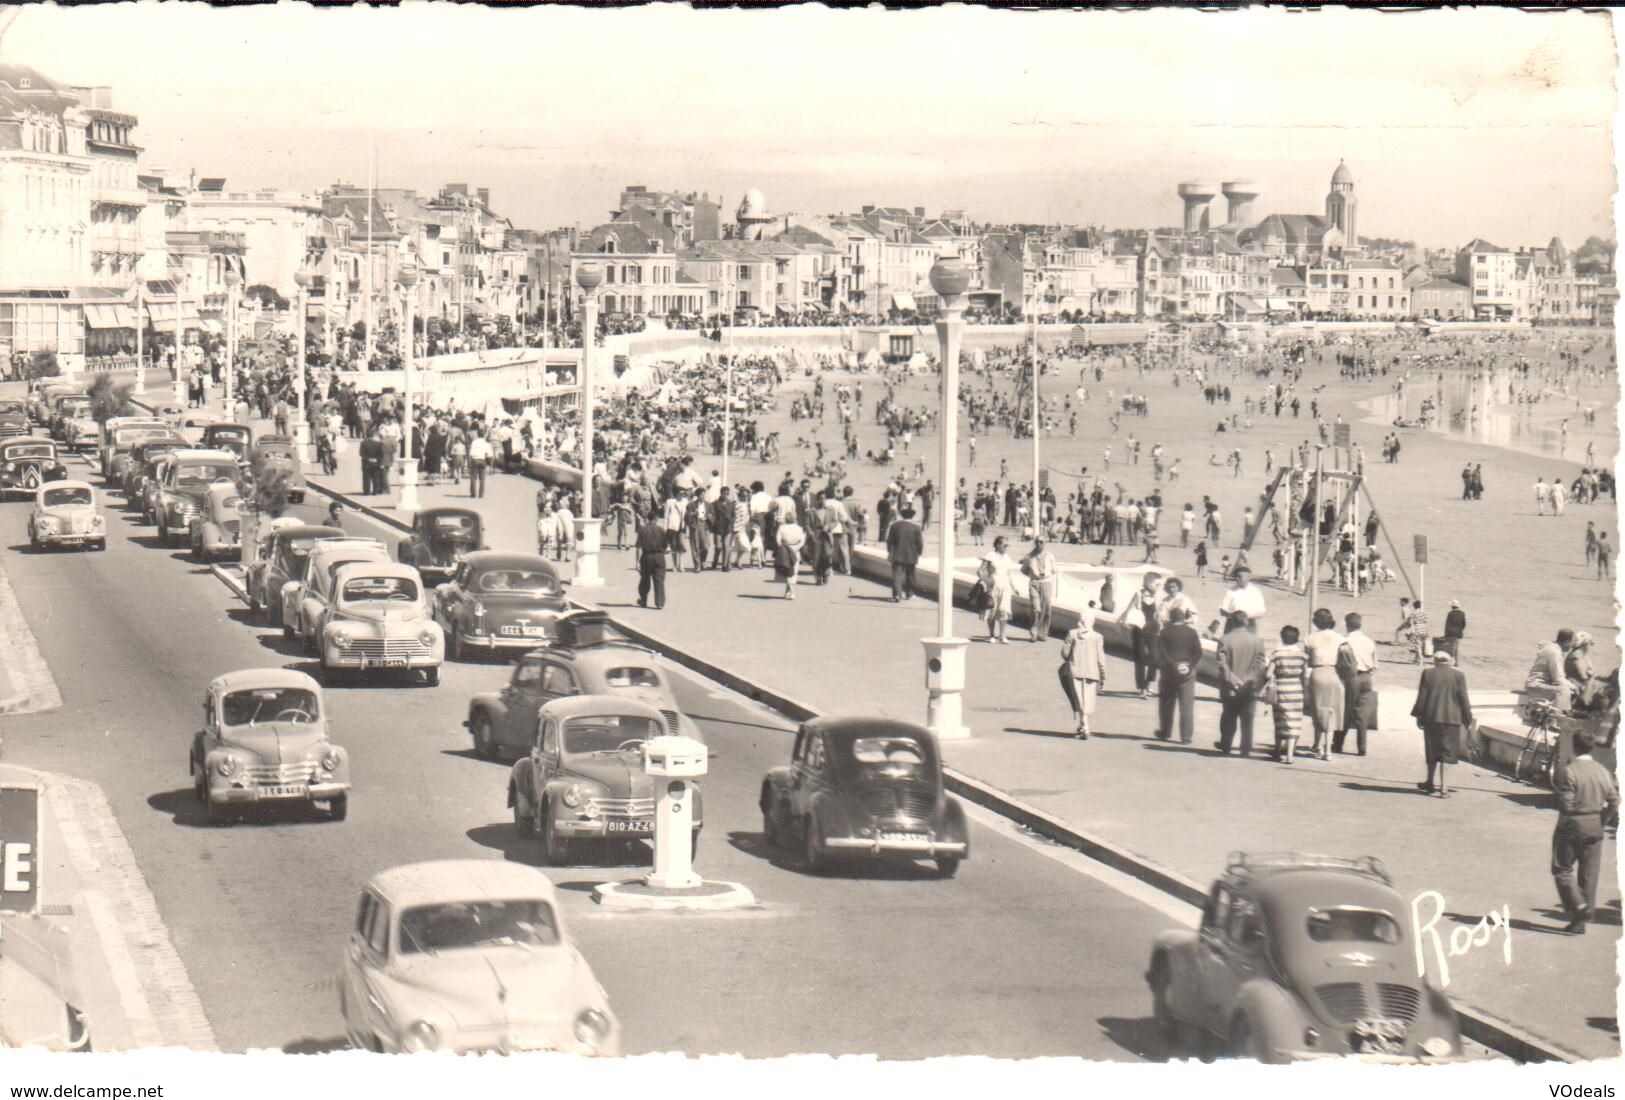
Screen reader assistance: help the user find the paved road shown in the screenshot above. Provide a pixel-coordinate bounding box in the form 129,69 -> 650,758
0,448 -> 1186,1058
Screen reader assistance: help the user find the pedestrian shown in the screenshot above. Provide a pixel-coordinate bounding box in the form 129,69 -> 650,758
1180,503 -> 1194,548
1304,607 -> 1345,760
1126,572 -> 1163,698
1584,520 -> 1598,565
1216,611 -> 1265,756
1392,596 -> 1413,647
326,502 -> 346,532
979,536 -> 1018,644
1551,729 -> 1620,935
1334,612 -> 1378,755
1155,607 -> 1201,744
1406,600 -> 1431,664
359,430 -> 385,496
467,433 -> 491,498
663,490 -> 688,572
886,507 -> 923,601
1441,599 -> 1466,662
1060,609 -> 1107,739
1596,532 -> 1613,580
635,514 -> 668,610
1022,537 -> 1058,642
1193,539 -> 1207,579
1218,565 -> 1266,631
774,517 -> 805,599
1266,624 -> 1310,764
1410,650 -> 1473,797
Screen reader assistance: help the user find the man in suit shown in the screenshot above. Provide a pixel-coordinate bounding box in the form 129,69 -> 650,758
1552,729 -> 1620,934
359,431 -> 385,496
886,507 -> 923,602
1410,650 -> 1473,796
1155,607 -> 1203,744
635,514 -> 667,610
1216,611 -> 1266,756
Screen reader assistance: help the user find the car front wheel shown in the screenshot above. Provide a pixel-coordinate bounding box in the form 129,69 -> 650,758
1229,1014 -> 1276,1063
472,714 -> 497,761
934,855 -> 959,879
1149,957 -> 1179,1041
802,816 -> 827,875
512,790 -> 535,839
540,808 -> 570,866
328,795 -> 348,822
761,798 -> 781,849
421,666 -> 439,688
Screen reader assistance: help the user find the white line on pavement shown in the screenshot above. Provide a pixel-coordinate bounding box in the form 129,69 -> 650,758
0,549 -> 63,716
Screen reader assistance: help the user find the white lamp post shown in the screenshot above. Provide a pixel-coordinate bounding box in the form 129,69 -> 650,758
572,261 -> 605,587
292,267 -> 312,458
223,266 -> 241,412
133,281 -> 145,395
397,255 -> 421,514
173,277 -> 187,406
923,257 -> 972,741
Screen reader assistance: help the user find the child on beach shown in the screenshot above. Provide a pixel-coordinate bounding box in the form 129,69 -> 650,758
1193,539 -> 1208,579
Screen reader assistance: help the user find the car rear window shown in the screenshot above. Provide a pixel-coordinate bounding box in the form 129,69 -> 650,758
852,738 -> 927,765
342,576 -> 419,602
177,463 -> 238,484
603,666 -> 659,688
1306,908 -> 1401,944
475,568 -> 557,595
433,515 -> 477,532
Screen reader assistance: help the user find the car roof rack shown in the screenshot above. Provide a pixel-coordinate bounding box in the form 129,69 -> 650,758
544,610 -> 647,653
1224,852 -> 1392,886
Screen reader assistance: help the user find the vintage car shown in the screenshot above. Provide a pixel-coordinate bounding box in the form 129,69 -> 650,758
283,536 -> 390,640
100,418 -> 178,480
1146,853 -> 1463,1063
201,422 -> 253,459
0,436 -> 68,497
433,552 -> 567,660
27,382 -> 80,426
27,481 -> 106,551
38,387 -> 86,436
508,696 -> 703,865
153,449 -> 243,547
173,410 -> 223,444
122,438 -> 190,504
398,507 -> 485,587
339,860 -> 620,1055
250,434 -> 307,503
465,614 -> 702,760
760,716 -> 969,878
56,397 -> 96,449
315,561 -> 444,687
189,668 -> 350,823
0,398 -> 29,439
245,524 -> 343,625
188,482 -> 245,562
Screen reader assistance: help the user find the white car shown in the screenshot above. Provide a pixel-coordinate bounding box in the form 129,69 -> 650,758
340,860 -> 620,1055
28,481 -> 106,551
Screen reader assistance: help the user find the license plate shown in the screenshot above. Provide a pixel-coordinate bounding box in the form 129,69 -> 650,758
605,819 -> 654,834
259,785 -> 307,799
359,658 -> 409,669
878,830 -> 928,844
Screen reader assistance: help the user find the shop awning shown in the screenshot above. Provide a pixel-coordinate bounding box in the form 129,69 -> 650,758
889,292 -> 917,312
144,302 -> 202,328
199,318 -> 223,334
775,302 -> 795,315
83,303 -> 135,329
1266,297 -> 1295,312
1230,294 -> 1265,315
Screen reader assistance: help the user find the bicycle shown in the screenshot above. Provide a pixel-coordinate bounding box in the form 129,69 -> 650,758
1515,700 -> 1561,789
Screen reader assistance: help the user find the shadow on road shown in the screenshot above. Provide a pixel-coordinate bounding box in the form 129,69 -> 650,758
1005,725 -> 1085,740
283,1036 -> 351,1054
1095,1015 -> 1175,1062
147,787 -> 338,828
725,829 -> 943,881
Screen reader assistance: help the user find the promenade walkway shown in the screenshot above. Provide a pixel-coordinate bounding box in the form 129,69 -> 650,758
288,424 -> 1619,1060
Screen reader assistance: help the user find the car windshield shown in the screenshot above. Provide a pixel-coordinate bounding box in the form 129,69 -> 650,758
341,576 -> 419,603
851,737 -> 928,765
221,687 -> 319,726
210,428 -> 249,441
61,401 -> 90,416
602,666 -> 659,689
115,429 -> 169,446
176,463 -> 238,485
475,568 -> 558,595
0,401 -> 24,414
258,447 -> 295,462
397,899 -> 559,956
563,714 -> 662,753
1306,908 -> 1402,945
42,487 -> 92,507
282,538 -> 321,574
4,444 -> 53,459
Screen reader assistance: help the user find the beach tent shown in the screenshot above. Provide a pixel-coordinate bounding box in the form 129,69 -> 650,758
861,348 -> 883,369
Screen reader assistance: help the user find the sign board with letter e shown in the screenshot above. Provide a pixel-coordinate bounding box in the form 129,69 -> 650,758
1334,423 -> 1351,447
1413,535 -> 1429,565
0,785 -> 41,914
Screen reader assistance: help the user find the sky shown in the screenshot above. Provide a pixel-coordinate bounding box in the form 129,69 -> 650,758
2,3 -> 1617,250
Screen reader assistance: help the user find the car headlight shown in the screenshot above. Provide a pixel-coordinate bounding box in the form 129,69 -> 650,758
37,517 -> 58,531
332,628 -> 352,648
471,600 -> 486,620
215,757 -> 237,778
92,515 -> 104,528
417,628 -> 436,647
573,1008 -> 611,1049
320,751 -> 340,773
561,784 -> 587,808
402,1020 -> 440,1053
1420,1036 -> 1454,1058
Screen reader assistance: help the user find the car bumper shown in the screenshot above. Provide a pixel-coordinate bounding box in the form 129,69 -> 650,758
34,531 -> 100,546
201,535 -> 240,556
825,836 -> 969,855
1287,1050 -> 1468,1064
552,817 -> 702,838
322,646 -> 443,670
460,631 -> 552,650
209,781 -> 349,804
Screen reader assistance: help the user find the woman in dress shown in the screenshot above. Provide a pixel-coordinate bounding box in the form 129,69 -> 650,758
1267,624 -> 1311,764
774,519 -> 805,599
1303,607 -> 1346,760
979,535 -> 1017,644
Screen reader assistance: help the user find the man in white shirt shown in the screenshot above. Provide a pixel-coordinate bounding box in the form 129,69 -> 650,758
1334,611 -> 1379,755
705,470 -> 722,504
467,435 -> 492,498
1218,566 -> 1267,631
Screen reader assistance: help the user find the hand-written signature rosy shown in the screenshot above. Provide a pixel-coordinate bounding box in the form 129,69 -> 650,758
1411,889 -> 1512,988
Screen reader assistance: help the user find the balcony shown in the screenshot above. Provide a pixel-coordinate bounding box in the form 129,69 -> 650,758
93,187 -> 149,210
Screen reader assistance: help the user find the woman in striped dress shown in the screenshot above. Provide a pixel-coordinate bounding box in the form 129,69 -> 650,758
1267,624 -> 1311,764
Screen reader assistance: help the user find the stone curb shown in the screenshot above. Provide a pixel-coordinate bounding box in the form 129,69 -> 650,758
591,880 -> 757,911
294,472 -> 1574,1063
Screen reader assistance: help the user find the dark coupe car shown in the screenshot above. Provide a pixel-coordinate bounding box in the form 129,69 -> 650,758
398,507 -> 484,587
1147,853 -> 1463,1063
245,524 -> 344,625
760,717 -> 969,878
251,434 -> 306,504
0,437 -> 68,498
105,425 -> 185,484
122,439 -> 191,504
432,551 -> 567,660
0,399 -> 29,439
201,422 -> 253,459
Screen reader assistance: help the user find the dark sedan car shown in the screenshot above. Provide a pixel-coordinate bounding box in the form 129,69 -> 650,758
0,399 -> 29,439
432,551 -> 567,660
245,524 -> 344,625
760,717 -> 969,878
201,423 -> 253,459
122,439 -> 191,504
398,507 -> 484,587
0,437 -> 68,498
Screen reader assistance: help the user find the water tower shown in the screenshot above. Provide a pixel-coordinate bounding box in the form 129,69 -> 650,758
1177,181 -> 1217,234
1221,180 -> 1259,227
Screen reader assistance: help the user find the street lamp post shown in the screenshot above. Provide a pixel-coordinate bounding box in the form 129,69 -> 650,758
292,267 -> 312,459
223,266 -> 241,413
923,257 -> 972,741
572,261 -> 605,588
397,257 -> 421,514
173,278 -> 187,406
133,281 -> 145,395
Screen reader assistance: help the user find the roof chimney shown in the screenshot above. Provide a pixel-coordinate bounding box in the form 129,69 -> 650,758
477,187 -> 490,208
